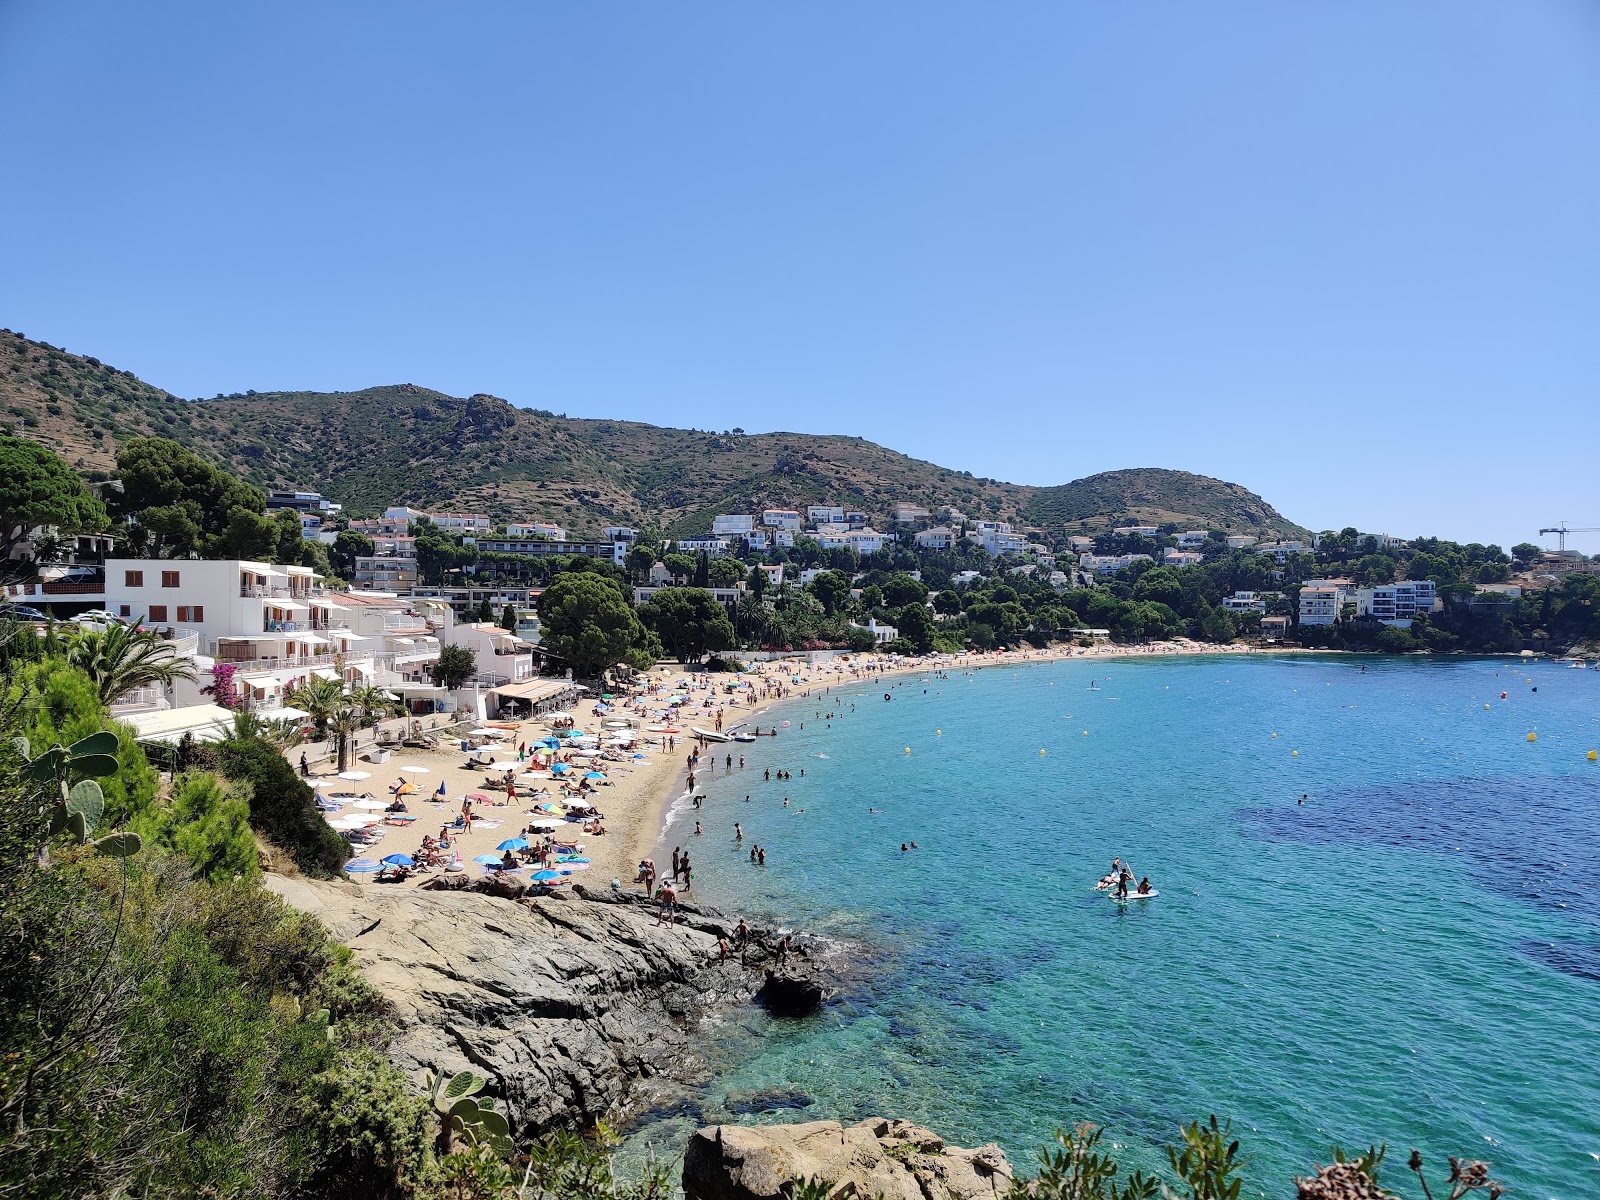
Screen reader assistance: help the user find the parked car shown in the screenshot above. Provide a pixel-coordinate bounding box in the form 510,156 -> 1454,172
0,604 -> 49,622
72,609 -> 125,627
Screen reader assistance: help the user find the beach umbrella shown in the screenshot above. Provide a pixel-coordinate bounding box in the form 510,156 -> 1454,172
398,764 -> 430,775
529,869 -> 566,883
528,818 -> 564,830
465,792 -> 490,802
338,769 -> 372,781
497,838 -> 530,851
343,858 -> 382,873
381,853 -> 414,867
352,799 -> 388,810
394,783 -> 418,796
543,711 -> 573,720
309,778 -> 336,789
584,771 -> 606,780
551,763 -> 570,775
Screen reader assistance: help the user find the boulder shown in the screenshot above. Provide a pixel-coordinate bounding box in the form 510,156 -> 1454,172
683,1118 -> 1012,1200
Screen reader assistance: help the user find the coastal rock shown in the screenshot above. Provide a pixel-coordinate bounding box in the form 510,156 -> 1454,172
755,967 -> 824,1016
264,875 -> 764,1136
683,1118 -> 1013,1200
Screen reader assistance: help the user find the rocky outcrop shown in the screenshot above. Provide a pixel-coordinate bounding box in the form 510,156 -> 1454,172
755,967 -> 824,1016
265,875 -> 783,1136
683,1118 -> 1013,1200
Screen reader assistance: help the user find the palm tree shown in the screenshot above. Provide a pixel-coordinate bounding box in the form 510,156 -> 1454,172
286,678 -> 399,771
221,709 -> 305,751
61,621 -> 198,706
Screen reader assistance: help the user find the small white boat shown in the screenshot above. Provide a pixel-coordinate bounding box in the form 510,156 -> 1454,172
691,727 -> 732,742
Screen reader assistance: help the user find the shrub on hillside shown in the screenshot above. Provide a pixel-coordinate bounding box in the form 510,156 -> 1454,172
216,738 -> 347,876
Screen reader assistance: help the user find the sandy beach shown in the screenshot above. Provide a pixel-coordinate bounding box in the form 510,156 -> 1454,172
306,638 -> 1282,896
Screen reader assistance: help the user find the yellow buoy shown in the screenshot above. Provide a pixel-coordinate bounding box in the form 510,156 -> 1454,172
904,746 -> 911,755
1484,704 -> 1490,710
1292,750 -> 1299,757
1588,749 -> 1598,761
1527,732 -> 1537,742
1082,730 -> 1088,737
936,729 -> 942,736
1040,748 -> 1046,756
1271,733 -> 1278,739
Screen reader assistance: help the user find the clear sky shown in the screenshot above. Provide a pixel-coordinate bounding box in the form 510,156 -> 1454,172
2,3 -> 1597,553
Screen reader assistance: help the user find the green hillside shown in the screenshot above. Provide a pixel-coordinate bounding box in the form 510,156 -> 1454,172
0,329 -> 1307,540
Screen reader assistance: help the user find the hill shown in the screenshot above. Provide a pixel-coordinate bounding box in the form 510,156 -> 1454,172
0,329 -> 1308,540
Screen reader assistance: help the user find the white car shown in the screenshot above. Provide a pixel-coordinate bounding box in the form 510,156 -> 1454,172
73,609 -> 125,627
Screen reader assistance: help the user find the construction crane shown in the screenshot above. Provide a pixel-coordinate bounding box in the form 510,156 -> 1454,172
1539,524 -> 1600,552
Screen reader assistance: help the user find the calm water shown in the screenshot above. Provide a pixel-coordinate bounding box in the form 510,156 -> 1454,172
631,656 -> 1600,1198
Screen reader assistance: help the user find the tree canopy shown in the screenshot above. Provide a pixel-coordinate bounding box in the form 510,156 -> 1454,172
639,587 -> 736,664
0,435 -> 108,558
537,572 -> 656,678
112,437 -> 274,559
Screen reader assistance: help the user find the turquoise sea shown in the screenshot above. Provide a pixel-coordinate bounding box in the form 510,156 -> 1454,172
630,655 -> 1600,1199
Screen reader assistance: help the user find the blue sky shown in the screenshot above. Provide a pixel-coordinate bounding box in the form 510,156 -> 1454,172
2,3 -> 1597,553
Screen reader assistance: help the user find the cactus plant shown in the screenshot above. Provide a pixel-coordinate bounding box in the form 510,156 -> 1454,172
19,730 -> 143,858
426,1069 -> 515,1159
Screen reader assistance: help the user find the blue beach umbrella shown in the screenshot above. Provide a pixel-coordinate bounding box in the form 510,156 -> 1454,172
551,763 -> 570,775
381,853 -> 414,867
497,838 -> 529,851
584,771 -> 605,780
343,858 -> 382,874
529,869 -> 564,883
473,854 -> 505,867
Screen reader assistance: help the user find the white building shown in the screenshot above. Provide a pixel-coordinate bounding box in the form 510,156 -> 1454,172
1255,540 -> 1311,563
1176,530 -> 1210,550
605,526 -> 638,543
1298,584 -> 1347,626
1113,525 -> 1159,537
1066,536 -> 1096,553
1222,591 -> 1271,613
981,530 -> 1025,556
1078,553 -> 1154,575
817,528 -> 886,555
757,563 -> 785,590
632,584 -> 743,610
950,570 -> 983,586
1356,580 -> 1437,625
915,526 -> 954,551
506,521 -> 566,540
891,502 -> 931,525
444,619 -> 534,686
1225,535 -> 1259,550
761,510 -> 802,531
429,512 -> 492,533
807,505 -> 845,527
852,618 -> 898,644
711,514 -> 755,536
1163,550 -> 1204,567
773,530 -> 795,549
677,536 -> 729,556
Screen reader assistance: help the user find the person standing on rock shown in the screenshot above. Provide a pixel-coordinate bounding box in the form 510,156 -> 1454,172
656,881 -> 677,926
775,934 -> 790,968
733,919 -> 750,950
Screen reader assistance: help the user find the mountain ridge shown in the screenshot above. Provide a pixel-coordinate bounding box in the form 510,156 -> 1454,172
0,329 -> 1309,540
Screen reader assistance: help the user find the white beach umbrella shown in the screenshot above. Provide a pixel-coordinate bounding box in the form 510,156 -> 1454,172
338,770 -> 372,781
352,799 -> 389,810
542,711 -> 573,721
397,764 -> 430,775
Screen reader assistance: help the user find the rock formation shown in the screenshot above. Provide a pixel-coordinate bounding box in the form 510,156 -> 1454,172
683,1118 -> 1013,1200
265,875 -> 782,1135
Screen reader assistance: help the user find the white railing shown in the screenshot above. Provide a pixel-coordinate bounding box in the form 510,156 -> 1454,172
110,687 -> 169,713
383,615 -> 428,632
163,629 -> 200,656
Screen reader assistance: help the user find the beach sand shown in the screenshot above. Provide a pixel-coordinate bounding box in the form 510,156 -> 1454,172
309,640 -> 1282,894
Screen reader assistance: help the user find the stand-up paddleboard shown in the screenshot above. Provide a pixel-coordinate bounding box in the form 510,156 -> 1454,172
1111,889 -> 1158,900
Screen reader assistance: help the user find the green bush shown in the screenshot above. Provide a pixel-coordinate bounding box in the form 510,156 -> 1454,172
215,738 -> 347,876
135,770 -> 258,883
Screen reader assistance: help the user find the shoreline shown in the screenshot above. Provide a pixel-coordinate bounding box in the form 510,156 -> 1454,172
637,639 -> 1314,903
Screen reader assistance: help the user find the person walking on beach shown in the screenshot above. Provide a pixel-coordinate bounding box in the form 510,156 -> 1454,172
299,752 -> 309,777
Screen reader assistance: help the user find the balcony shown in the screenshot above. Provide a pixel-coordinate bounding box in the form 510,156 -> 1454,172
109,686 -> 170,714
